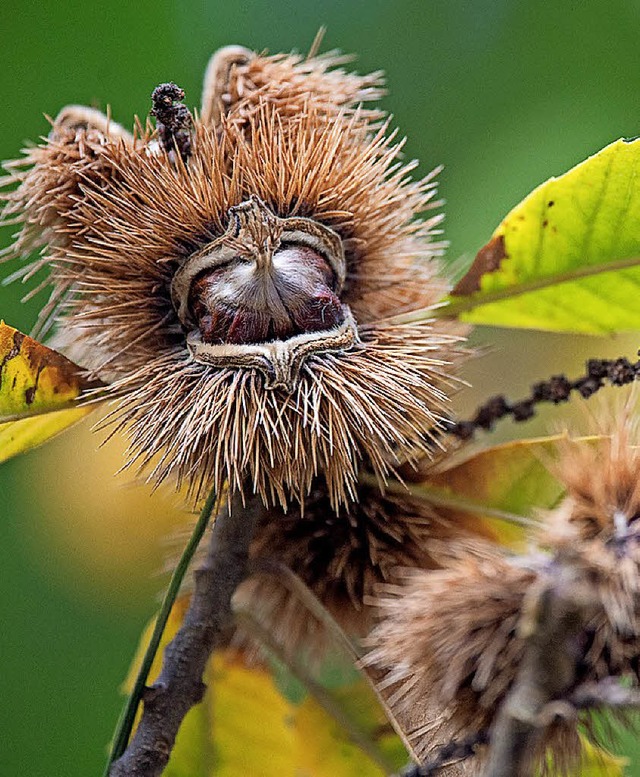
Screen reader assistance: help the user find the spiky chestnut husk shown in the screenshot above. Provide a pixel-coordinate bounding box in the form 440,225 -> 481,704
549,417 -> 640,544
367,425 -> 640,773
200,45 -> 385,127
1,46 -> 467,507
234,479 -> 498,655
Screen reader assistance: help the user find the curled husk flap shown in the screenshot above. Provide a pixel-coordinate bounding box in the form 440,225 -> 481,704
1,45 -> 467,507
367,421 -> 640,772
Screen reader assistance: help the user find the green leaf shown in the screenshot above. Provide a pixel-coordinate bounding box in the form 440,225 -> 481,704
444,138 -> 640,333
0,322 -> 97,461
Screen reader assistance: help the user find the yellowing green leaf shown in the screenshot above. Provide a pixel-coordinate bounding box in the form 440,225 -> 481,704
294,694 -> 385,777
0,322 -> 87,418
445,138 -> 640,333
201,651 -> 298,777
409,435 -> 567,545
163,649 -> 302,777
0,322 -> 97,461
125,600 -> 408,777
294,683 -> 407,777
542,735 -> 626,777
0,407 -> 93,464
427,435 -> 565,511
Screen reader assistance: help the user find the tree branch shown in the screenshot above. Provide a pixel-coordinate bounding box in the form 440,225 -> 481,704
482,561 -> 598,777
105,487 -> 220,773
109,490 -> 263,777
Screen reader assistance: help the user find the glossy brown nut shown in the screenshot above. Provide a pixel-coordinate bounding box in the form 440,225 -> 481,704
188,243 -> 345,345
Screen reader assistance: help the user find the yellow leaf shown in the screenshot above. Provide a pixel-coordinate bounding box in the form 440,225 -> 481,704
0,407 -> 94,464
205,651 -> 297,777
0,322 -> 99,461
124,605 -> 296,777
294,682 -> 405,777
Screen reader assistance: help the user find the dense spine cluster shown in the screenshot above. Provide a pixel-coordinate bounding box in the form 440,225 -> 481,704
368,416 -> 640,773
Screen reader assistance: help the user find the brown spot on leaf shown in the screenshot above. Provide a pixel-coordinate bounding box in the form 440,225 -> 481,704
452,234 -> 507,296
0,330 -> 24,371
0,330 -> 25,392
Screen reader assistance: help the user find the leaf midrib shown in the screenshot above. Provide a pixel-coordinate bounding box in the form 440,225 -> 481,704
387,253 -> 640,323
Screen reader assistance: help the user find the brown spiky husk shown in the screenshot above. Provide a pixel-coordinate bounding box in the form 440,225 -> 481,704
213,49 -> 386,126
550,417 -> 640,543
367,547 -> 537,768
97,320 -> 464,506
236,481 -> 490,655
367,424 -> 640,773
1,48 -> 465,506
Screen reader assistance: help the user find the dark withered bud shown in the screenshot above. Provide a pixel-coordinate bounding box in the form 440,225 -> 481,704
151,82 -> 193,162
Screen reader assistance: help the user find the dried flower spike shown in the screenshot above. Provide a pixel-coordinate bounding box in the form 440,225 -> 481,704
447,354 -> 640,440
1,44 -> 467,507
367,412 -> 640,773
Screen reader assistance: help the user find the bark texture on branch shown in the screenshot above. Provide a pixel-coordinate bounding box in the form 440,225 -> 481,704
483,563 -> 597,777
110,491 -> 263,777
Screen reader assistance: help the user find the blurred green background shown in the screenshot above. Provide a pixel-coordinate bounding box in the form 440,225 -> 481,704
3,1 -> 640,774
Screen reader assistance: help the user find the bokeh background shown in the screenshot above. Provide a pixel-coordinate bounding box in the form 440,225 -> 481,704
3,1 -> 640,774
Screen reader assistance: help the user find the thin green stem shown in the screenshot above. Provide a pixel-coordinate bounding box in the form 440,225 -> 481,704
103,486 -> 219,776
